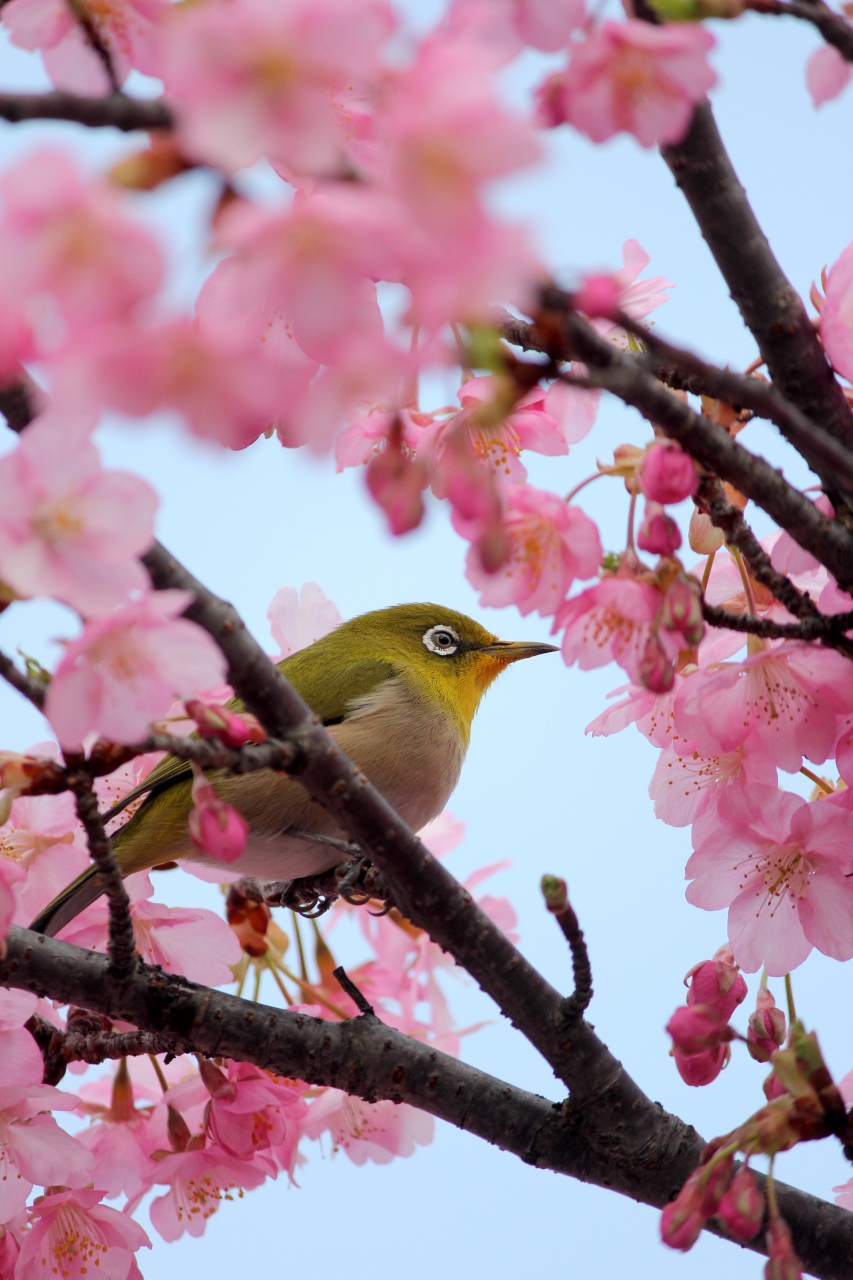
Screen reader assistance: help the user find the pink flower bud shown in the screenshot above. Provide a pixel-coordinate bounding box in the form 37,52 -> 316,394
641,441 -> 699,504
701,1152 -> 735,1216
185,699 -> 265,748
686,957 -> 747,1022
637,633 -> 675,693
366,438 -> 426,536
661,1169 -> 705,1251
575,274 -> 620,319
667,1004 -> 732,1055
747,990 -> 787,1063
188,774 -> 248,864
661,574 -> 704,646
674,1042 -> 730,1087
637,502 -> 682,555
688,508 -> 724,554
763,1071 -> 788,1102
765,1214 -> 803,1280
717,1168 -> 764,1241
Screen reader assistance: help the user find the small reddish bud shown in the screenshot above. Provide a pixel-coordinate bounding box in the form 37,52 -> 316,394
185,700 -> 266,747
717,1167 -> 764,1240
641,441 -> 699,504
674,1042 -> 730,1087
637,634 -> 675,693
748,990 -> 787,1063
667,1004 -> 732,1055
764,1071 -> 788,1102
686,955 -> 747,1022
189,773 -> 248,864
765,1214 -> 803,1280
366,427 -> 426,536
638,501 -> 682,555
701,1152 -> 734,1216
575,274 -> 620,319
197,1056 -> 236,1102
661,1169 -> 705,1251
661,573 -> 704,646
167,1105 -> 192,1153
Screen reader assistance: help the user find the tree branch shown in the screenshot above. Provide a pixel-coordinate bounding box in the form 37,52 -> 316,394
0,91 -> 173,132
660,103 -> 853,479
748,0 -> 853,63
702,601 -> 853,642
0,646 -> 46,709
541,877 -> 593,1022
2,927 -> 852,1278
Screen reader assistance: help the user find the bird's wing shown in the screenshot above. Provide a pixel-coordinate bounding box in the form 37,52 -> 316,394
102,653 -> 398,824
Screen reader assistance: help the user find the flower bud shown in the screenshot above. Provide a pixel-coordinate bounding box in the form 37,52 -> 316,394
366,432 -> 426,536
188,774 -> 248,864
638,502 -> 682,555
674,1043 -> 729,1087
185,700 -> 265,748
198,1056 -> 236,1102
686,956 -> 747,1022
660,1169 -> 705,1251
637,634 -> 675,693
661,574 -> 704,646
765,1214 -> 803,1280
763,1070 -> 788,1102
667,1004 -> 732,1055
641,442 -> 698,505
747,990 -> 787,1063
575,274 -> 620,319
688,508 -> 725,554
701,1152 -> 735,1216
167,1105 -> 192,1153
717,1167 -> 764,1240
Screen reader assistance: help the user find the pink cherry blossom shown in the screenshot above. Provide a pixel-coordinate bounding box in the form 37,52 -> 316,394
94,747 -> 166,836
302,1090 -> 433,1165
511,0 -> 585,51
539,20 -> 716,149
59,872 -> 241,986
45,590 -> 227,749
673,642 -> 853,772
0,991 -> 44,1089
2,0 -> 165,96
770,495 -> 834,576
640,441 -> 698,505
0,1084 -> 94,1223
649,734 -> 777,828
268,583 -> 343,659
555,575 -> 662,684
686,783 -> 853,974
0,789 -> 89,926
146,1146 -> 269,1241
0,405 -> 156,616
820,239 -> 853,382
86,316 -> 292,451
16,1187 -> 150,1279
578,240 -> 672,345
76,1061 -> 157,1201
365,433 -> 428,535
458,482 -> 601,617
0,149 -> 163,340
586,680 -> 678,747
806,44 -> 852,108
335,408 -> 429,474
419,808 -> 466,858
160,0 -> 393,174
199,1059 -> 308,1170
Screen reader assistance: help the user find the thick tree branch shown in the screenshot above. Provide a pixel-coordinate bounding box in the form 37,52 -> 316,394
748,0 -> 853,62
0,91 -> 173,132
536,300 -> 853,593
2,928 -> 852,1277
703,601 -> 853,641
0,646 -> 46,709
660,103 -> 853,476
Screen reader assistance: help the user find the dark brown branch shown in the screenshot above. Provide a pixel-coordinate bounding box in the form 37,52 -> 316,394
540,302 -> 853,592
333,965 -> 375,1015
0,646 -> 46,709
660,103 -> 853,481
748,0 -> 853,62
64,765 -> 136,976
68,0 -> 121,95
703,601 -> 853,642
2,927 -> 852,1278
541,877 -> 592,1022
0,91 -> 173,132
25,1013 -> 184,1081
0,378 -> 38,434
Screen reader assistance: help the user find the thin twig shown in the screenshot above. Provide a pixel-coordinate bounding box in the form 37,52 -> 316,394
541,877 -> 593,1021
333,965 -> 375,1016
25,1013 -> 184,1083
703,602 -> 853,641
64,764 -> 136,975
67,0 -> 121,94
747,0 -> 853,62
0,647 -> 46,710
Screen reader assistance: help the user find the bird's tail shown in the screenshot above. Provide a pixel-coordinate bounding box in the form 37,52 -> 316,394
29,865 -> 108,937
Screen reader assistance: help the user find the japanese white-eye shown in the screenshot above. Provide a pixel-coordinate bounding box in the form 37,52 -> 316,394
31,603 -> 557,936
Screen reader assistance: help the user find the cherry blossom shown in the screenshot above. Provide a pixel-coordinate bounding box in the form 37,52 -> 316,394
806,44 -> 853,109
16,1187 -> 150,1279
2,0 -> 165,96
0,1083 -> 94,1223
59,872 -> 241,986
45,590 -> 227,749
188,774 -> 249,866
0,789 -> 89,926
820,239 -> 853,382
0,405 -> 156,616
673,642 -> 853,773
0,991 -> 44,1089
538,21 -> 717,148
268,582 -> 343,659
146,1146 -> 269,1241
0,148 -> 163,340
686,784 -> 853,974
649,735 -> 777,828
555,575 -> 663,685
198,1059 -> 308,1171
302,1090 -> 434,1165
459,482 -> 601,617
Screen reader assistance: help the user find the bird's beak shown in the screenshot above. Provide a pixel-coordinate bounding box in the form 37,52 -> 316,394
478,640 -> 559,663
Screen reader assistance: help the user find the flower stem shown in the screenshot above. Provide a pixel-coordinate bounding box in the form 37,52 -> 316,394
565,470 -> 605,504
784,973 -> 796,1025
701,549 -> 716,592
799,765 -> 834,795
730,545 -> 759,618
148,1053 -> 169,1095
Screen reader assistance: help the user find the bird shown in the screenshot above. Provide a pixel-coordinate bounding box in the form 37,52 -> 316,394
30,603 -> 557,937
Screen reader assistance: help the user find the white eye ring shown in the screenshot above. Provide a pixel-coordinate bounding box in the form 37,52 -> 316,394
423,624 -> 460,656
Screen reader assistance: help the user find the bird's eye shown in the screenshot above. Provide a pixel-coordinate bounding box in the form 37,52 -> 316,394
423,624 -> 460,656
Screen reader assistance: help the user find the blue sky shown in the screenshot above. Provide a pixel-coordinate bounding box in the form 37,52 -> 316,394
1,7 -> 853,1278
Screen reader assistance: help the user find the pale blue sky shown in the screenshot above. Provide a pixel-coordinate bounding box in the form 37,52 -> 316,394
1,8 -> 852,1278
